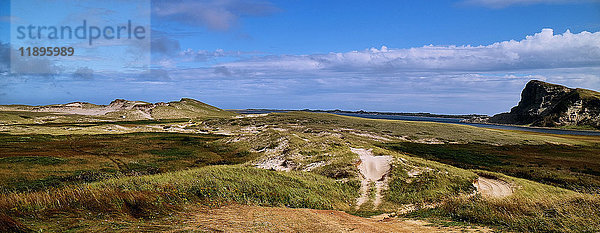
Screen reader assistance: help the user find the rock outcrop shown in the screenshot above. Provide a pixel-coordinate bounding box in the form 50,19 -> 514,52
488,80 -> 600,129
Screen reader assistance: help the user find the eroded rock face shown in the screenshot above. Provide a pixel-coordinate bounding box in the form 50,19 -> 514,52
489,80 -> 600,129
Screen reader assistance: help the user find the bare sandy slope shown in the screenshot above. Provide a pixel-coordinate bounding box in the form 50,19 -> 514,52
172,204 -> 490,233
351,148 -> 393,208
27,100 -> 155,119
473,177 -> 513,198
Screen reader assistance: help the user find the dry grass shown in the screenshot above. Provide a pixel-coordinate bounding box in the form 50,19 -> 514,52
411,171 -> 600,232
0,165 -> 357,230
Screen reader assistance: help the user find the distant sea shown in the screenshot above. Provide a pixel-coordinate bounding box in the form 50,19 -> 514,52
233,110 -> 600,136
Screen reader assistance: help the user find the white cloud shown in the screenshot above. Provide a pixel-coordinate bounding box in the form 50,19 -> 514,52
3,29 -> 600,114
218,29 -> 600,73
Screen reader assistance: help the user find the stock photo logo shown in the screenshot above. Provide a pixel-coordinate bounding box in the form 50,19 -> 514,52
9,0 -> 151,75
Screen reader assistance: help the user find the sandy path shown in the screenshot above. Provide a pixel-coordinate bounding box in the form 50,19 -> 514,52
171,204 -> 491,233
473,177 -> 513,198
351,148 -> 393,208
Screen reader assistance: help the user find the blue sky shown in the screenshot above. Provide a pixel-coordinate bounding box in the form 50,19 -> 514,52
170,0 -> 600,54
1,0 -> 600,114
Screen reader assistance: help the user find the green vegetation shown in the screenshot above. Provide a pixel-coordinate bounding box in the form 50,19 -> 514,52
7,118 -> 190,127
1,109 -> 600,232
381,142 -> 600,193
410,171 -> 600,232
0,133 -> 256,192
0,98 -> 235,126
151,98 -> 236,119
0,165 -> 356,232
386,158 -> 477,204
203,111 -> 583,145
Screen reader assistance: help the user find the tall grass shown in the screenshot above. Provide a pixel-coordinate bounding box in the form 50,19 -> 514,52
385,150 -> 478,204
411,171 -> 600,232
438,194 -> 600,232
0,165 -> 357,221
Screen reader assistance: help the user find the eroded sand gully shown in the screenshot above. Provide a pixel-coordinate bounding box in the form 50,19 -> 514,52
351,148 -> 393,208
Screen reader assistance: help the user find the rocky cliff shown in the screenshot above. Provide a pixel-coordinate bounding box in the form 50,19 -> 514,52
488,80 -> 600,129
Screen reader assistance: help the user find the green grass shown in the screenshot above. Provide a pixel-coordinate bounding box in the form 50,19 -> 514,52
381,142 -> 600,193
0,132 -> 256,192
383,150 -> 478,205
409,171 -> 600,233
387,168 -> 475,204
0,165 -> 357,232
150,98 -> 236,119
202,112 -> 584,145
0,98 -> 236,126
96,165 -> 357,209
1,110 -> 600,232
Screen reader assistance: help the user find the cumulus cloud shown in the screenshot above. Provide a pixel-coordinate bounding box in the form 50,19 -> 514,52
462,0 -> 600,8
179,48 -> 247,62
3,29 -> 600,114
218,29 -> 600,73
166,28 -> 599,114
153,0 -> 279,31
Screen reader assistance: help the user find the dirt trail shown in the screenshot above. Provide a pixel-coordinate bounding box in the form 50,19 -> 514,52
473,177 -> 513,198
351,148 -> 393,208
173,204 -> 491,233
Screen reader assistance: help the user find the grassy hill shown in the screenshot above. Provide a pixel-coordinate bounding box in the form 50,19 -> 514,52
0,98 -> 235,125
150,98 -> 235,119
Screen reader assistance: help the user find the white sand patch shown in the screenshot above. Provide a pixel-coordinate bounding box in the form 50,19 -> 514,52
473,177 -> 513,198
351,132 -> 392,141
352,148 -> 392,181
241,126 -> 262,133
234,114 -> 268,118
407,167 -> 433,177
254,156 -> 294,171
337,129 -> 392,142
407,169 -> 422,177
351,148 -> 393,209
302,161 -> 327,172
414,138 -> 445,144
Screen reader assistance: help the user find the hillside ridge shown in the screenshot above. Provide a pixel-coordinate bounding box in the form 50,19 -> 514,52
0,98 -> 234,122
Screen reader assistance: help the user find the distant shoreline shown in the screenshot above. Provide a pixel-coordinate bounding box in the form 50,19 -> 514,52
229,109 -> 488,119
230,109 -> 600,135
